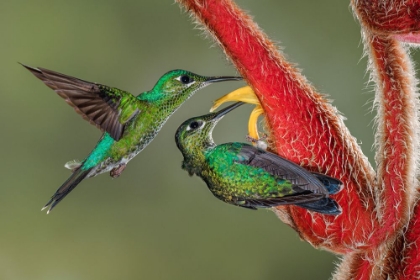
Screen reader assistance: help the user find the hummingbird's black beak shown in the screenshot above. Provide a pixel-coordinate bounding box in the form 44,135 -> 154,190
205,76 -> 243,83
210,102 -> 244,121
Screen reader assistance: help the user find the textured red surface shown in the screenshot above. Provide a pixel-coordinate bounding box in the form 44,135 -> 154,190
178,0 -> 377,254
398,203 -> 420,278
367,35 -> 415,244
355,0 -> 420,34
350,0 -> 420,278
177,0 -> 420,278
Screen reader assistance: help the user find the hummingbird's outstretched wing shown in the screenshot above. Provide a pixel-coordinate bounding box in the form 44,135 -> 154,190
22,64 -> 140,141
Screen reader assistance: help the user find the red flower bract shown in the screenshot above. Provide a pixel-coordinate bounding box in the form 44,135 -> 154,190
176,0 -> 420,278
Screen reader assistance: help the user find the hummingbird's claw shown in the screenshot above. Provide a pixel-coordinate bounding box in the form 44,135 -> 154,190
110,164 -> 127,178
246,133 -> 268,150
246,133 -> 268,142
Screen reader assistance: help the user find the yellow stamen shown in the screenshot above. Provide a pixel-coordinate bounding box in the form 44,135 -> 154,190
210,86 -> 264,140
248,106 -> 264,140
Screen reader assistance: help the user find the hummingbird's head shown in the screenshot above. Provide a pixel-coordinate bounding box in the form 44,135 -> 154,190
175,102 -> 244,157
144,70 -> 242,104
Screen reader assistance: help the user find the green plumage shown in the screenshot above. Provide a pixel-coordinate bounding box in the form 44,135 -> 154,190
22,64 -> 242,213
203,143 -> 295,202
176,102 -> 342,214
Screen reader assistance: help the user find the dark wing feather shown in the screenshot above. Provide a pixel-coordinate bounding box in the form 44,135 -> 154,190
295,198 -> 341,215
236,191 -> 325,209
23,64 -> 140,141
311,172 -> 343,194
236,145 -> 328,195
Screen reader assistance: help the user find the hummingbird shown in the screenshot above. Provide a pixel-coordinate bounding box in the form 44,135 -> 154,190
175,102 -> 342,215
22,64 -> 242,213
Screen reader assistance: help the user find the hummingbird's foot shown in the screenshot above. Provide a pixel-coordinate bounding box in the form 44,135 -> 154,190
246,133 -> 268,150
110,164 -> 127,178
64,160 -> 82,172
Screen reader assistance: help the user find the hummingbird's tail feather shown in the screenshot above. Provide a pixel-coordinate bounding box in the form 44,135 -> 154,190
42,167 -> 91,214
295,198 -> 342,215
311,172 -> 343,195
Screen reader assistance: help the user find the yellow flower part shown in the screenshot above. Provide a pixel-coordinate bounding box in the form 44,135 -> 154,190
210,86 -> 264,139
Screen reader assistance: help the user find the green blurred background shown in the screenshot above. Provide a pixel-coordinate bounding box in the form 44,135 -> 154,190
1,1 -> 418,279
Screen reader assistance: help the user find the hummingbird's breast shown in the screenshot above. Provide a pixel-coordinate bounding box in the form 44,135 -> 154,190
87,109 -> 169,177
199,167 -> 236,202
113,111 -> 167,160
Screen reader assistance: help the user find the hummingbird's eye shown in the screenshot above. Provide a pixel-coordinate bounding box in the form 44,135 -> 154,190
187,120 -> 203,131
180,75 -> 192,84
190,121 -> 200,129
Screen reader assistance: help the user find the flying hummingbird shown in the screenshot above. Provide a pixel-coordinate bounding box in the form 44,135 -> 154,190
22,64 -> 242,213
175,102 -> 342,215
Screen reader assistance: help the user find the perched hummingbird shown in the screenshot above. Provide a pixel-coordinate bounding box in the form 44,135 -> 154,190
175,102 -> 342,215
22,64 -> 242,213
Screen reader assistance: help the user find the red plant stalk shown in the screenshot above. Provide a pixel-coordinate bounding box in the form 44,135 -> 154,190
176,0 -> 420,278
331,1 -> 420,279
333,32 -> 419,280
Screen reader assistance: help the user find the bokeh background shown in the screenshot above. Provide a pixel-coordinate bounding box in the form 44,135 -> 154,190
1,1 -> 418,279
